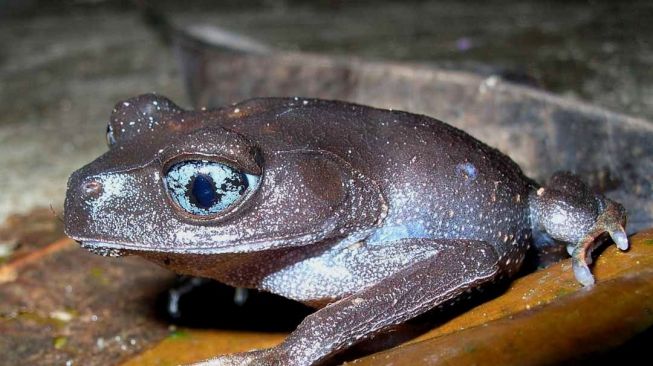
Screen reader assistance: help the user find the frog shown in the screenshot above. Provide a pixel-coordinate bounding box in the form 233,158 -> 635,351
64,94 -> 628,366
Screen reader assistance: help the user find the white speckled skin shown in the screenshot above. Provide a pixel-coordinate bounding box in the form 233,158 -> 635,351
64,94 -> 628,365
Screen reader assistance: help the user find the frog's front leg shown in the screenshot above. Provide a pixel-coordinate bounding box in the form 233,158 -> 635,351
191,239 -> 500,366
530,172 -> 628,286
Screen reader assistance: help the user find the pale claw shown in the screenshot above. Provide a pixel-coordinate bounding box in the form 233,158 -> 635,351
609,226 -> 629,251
572,258 -> 595,287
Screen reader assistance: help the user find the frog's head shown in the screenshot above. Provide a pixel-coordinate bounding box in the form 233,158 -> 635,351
64,94 -> 385,259
529,171 -> 628,285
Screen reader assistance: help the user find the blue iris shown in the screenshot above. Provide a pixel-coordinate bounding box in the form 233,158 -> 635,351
192,174 -> 218,208
165,160 -> 261,217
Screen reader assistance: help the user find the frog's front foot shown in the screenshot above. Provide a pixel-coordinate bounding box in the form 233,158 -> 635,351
570,199 -> 628,286
189,348 -> 277,366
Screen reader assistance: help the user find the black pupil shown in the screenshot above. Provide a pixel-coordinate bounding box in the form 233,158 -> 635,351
188,170 -> 249,210
191,174 -> 219,208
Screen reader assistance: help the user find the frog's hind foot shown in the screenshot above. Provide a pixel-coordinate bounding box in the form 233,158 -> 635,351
571,199 -> 628,286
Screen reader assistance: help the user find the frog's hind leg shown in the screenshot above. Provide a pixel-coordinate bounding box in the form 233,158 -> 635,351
190,239 -> 500,366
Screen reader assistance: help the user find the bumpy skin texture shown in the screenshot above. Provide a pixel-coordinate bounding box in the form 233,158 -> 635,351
64,95 -> 628,365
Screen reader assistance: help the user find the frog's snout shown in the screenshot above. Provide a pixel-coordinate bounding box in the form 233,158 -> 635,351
63,169 -> 105,242
64,170 -> 130,258
64,171 -> 84,237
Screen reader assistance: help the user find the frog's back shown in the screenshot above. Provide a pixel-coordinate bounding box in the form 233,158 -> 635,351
219,98 -> 535,260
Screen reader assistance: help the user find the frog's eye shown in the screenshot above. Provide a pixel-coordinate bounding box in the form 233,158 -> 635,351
165,160 -> 260,217
106,124 -> 116,147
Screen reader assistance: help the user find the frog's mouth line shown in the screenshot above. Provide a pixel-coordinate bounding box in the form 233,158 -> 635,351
74,227 -> 344,256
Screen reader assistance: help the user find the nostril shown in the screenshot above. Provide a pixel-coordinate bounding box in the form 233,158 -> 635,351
82,179 -> 103,198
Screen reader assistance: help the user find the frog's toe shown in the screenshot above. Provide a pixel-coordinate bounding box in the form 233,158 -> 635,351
572,259 -> 595,287
597,199 -> 628,251
609,226 -> 629,251
569,233 -> 598,286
